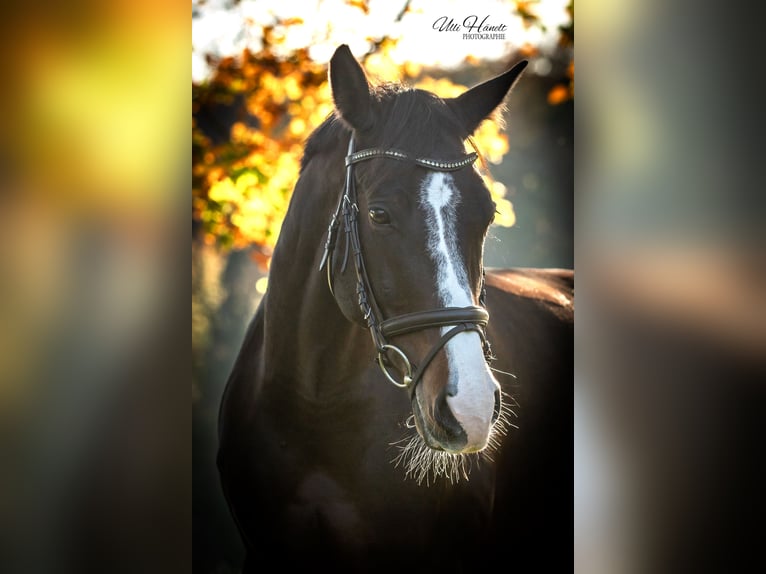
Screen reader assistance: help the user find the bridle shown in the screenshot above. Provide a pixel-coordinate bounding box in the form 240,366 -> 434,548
319,135 -> 494,396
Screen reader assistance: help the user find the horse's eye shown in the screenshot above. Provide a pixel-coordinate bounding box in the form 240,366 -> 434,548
368,208 -> 391,225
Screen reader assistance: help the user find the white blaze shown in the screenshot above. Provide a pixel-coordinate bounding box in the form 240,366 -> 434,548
420,172 -> 496,450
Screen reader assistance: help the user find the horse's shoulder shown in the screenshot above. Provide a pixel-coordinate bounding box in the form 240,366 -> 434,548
486,267 -> 574,322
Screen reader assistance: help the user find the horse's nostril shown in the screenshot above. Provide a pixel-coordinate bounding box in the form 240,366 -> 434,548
434,390 -> 467,443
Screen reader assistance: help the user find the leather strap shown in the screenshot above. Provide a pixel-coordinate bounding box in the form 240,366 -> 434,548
380,307 -> 489,338
407,323 -> 487,398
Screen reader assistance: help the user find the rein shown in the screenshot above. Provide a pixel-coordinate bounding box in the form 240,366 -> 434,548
319,136 -> 493,396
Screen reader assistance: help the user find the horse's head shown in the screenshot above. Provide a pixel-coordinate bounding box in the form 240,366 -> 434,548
325,45 -> 526,456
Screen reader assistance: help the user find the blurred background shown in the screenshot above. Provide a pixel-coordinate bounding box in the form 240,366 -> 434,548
192,1 -> 573,571
0,0 -> 760,572
0,1 -> 189,572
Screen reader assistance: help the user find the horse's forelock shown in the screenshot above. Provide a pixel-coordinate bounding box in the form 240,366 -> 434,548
301,85 -> 467,174
371,87 -> 465,154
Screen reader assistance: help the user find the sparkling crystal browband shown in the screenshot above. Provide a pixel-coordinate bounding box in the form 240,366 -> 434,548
346,147 -> 478,171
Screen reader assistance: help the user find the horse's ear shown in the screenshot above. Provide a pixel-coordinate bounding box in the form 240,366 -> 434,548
447,60 -> 528,135
329,45 -> 373,131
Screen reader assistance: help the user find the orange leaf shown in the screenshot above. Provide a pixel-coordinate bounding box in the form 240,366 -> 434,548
250,249 -> 272,271
547,84 -> 570,105
518,43 -> 538,58
347,0 -> 369,14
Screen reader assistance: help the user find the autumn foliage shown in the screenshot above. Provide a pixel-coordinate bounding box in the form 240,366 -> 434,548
192,4 -> 573,268
193,37 -> 331,264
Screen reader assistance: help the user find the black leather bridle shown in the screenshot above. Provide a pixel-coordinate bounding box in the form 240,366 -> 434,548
319,136 -> 494,396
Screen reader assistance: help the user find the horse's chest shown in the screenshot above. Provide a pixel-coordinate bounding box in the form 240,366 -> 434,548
245,386 -> 495,546
281,471 -> 370,548
279,469 -> 491,555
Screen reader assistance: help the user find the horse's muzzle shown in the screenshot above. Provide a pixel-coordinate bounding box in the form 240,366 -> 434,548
410,374 -> 502,454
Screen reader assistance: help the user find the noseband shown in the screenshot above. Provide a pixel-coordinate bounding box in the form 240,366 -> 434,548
319,136 -> 494,396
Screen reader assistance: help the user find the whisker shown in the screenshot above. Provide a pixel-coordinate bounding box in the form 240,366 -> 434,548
388,387 -> 522,486
490,366 -> 517,379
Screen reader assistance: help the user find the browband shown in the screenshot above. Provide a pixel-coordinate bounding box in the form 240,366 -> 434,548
346,147 -> 478,171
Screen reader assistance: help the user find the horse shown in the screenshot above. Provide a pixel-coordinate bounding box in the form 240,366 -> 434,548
217,45 -> 573,572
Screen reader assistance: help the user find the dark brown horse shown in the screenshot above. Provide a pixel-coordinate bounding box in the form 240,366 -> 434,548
218,45 -> 573,572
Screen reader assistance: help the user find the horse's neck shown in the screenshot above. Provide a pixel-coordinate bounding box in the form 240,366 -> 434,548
263,246 -> 372,396
261,148 -> 372,392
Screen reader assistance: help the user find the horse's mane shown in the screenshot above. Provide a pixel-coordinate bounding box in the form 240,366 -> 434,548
301,83 -> 467,173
